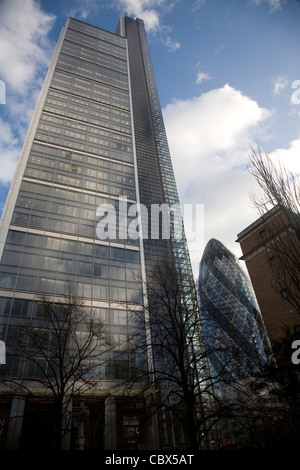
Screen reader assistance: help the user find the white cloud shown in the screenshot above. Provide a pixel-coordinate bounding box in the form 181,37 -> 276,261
68,0 -> 101,20
122,0 -> 162,31
164,84 -> 270,174
268,138 -> 300,176
192,0 -> 206,12
0,0 -> 55,93
250,0 -> 286,13
120,0 -> 181,50
163,31 -> 181,52
196,72 -> 211,85
273,75 -> 289,95
214,44 -> 225,56
0,118 -> 21,185
0,0 -> 55,188
163,84 -> 272,274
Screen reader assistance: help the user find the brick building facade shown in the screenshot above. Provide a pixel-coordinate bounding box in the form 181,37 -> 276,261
236,205 -> 300,358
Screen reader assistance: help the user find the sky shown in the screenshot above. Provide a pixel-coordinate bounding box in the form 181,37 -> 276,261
0,0 -> 300,277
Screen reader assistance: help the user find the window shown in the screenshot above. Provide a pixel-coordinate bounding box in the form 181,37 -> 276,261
111,361 -> 130,379
93,263 -> 108,277
28,358 -> 48,378
77,261 -> 92,275
11,299 -> 31,316
111,309 -> 127,325
259,229 -> 266,238
281,289 -> 288,299
126,250 -> 140,263
113,334 -> 128,350
269,256 -> 277,266
111,247 -> 125,260
0,297 -> 12,315
294,324 -> 300,336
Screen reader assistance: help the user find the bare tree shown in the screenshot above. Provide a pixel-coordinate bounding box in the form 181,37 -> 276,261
248,145 -> 300,218
122,261 -> 280,450
246,146 -> 300,447
1,283 -> 109,450
119,262 -> 210,449
248,146 -> 300,315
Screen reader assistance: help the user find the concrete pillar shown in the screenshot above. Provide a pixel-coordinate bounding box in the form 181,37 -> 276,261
5,396 -> 26,450
104,396 -> 116,450
61,396 -> 73,450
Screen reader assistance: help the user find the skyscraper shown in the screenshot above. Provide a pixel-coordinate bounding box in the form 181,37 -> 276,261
198,239 -> 273,380
0,16 -> 198,451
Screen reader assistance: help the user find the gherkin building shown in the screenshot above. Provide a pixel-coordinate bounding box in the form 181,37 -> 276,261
198,238 -> 273,380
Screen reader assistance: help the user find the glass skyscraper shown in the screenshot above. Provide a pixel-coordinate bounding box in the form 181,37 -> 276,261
0,16 -> 199,451
198,239 -> 273,381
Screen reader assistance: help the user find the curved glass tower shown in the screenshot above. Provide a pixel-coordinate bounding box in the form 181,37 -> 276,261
198,239 -> 273,380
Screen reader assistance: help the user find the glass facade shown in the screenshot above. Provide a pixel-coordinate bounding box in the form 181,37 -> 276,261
125,16 -> 201,380
198,238 -> 273,380
0,19 -> 143,383
0,16 -> 200,450
125,18 -> 193,281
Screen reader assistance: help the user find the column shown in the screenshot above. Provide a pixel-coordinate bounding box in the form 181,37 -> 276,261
104,396 -> 117,450
5,396 -> 25,450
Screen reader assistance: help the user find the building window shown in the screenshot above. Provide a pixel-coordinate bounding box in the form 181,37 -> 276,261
294,325 -> 300,337
259,229 -> 266,238
269,256 -> 277,266
281,289 -> 288,299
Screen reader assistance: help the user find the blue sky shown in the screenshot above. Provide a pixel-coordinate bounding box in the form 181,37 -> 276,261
0,0 -> 300,275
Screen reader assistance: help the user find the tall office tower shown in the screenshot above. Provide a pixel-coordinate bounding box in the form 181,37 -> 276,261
198,239 -> 273,380
0,16 -> 199,450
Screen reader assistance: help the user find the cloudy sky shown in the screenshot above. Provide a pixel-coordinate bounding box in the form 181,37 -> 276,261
0,0 -> 300,276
